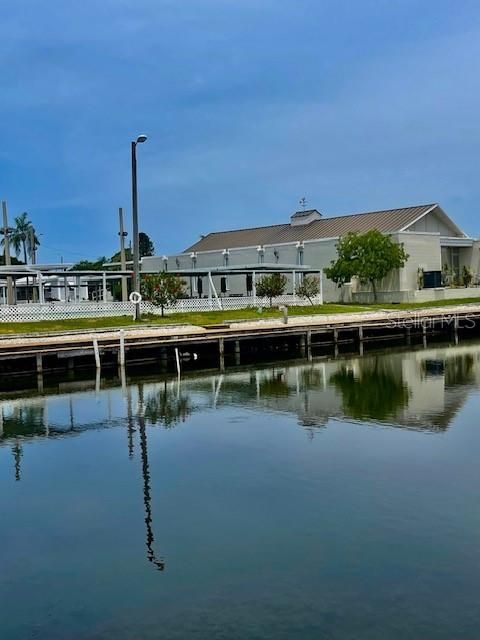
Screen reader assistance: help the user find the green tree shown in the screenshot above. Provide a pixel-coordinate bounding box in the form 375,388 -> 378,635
1,212 -> 40,264
141,272 -> 186,316
256,273 -> 287,306
139,232 -> 155,257
325,230 -> 408,302
110,247 -> 132,264
72,257 -> 108,270
0,255 -> 24,266
297,275 -> 320,305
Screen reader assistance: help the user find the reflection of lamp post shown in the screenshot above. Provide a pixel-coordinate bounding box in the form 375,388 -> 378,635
12,440 -> 22,481
131,134 -> 148,320
137,383 -> 165,571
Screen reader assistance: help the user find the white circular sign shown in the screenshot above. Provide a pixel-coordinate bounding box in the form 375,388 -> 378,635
129,291 -> 142,304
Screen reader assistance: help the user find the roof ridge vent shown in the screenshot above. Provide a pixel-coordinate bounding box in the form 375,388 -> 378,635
290,208 -> 322,226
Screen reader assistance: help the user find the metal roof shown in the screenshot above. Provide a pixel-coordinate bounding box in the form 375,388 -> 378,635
184,203 -> 446,252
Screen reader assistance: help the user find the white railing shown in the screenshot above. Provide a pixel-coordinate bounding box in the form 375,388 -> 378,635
0,295 -> 322,323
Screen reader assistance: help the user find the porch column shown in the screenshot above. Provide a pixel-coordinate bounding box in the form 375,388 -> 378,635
292,270 -> 296,297
102,272 -> 107,302
208,272 -> 222,310
208,275 -> 213,309
319,270 -> 323,305
64,276 -> 68,302
37,272 -> 45,304
76,276 -> 81,302
253,270 -> 257,304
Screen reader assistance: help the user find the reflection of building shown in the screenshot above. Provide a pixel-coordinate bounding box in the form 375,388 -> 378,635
182,343 -> 480,432
2,342 -> 480,451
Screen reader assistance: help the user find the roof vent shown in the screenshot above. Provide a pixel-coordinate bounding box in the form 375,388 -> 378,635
290,209 -> 322,226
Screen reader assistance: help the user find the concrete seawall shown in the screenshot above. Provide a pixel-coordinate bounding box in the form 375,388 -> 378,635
1,304 -> 480,375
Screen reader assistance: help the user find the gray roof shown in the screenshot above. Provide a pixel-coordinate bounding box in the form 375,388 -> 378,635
185,203 -> 444,252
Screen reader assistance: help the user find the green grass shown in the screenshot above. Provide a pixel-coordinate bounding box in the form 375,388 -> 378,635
1,296 -> 480,335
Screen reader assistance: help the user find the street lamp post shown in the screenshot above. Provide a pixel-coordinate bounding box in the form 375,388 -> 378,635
131,134 -> 148,320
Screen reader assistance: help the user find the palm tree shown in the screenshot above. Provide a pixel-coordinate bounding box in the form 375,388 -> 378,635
8,212 -> 40,264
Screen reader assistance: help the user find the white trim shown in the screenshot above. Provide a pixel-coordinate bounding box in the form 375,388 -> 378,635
400,204 -> 467,237
398,204 -> 438,232
165,236 -> 340,258
395,231 -> 441,236
440,237 -> 474,247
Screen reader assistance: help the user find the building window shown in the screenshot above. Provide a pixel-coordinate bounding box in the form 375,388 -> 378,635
257,245 -> 265,264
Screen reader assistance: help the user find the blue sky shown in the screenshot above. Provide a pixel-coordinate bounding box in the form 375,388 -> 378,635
1,0 -> 479,263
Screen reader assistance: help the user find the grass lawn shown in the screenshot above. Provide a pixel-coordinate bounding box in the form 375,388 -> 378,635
1,297 -> 480,335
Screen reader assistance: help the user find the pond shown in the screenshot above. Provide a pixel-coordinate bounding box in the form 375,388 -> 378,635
1,341 -> 480,639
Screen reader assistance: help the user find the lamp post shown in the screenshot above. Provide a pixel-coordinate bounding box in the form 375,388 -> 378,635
131,134 -> 148,320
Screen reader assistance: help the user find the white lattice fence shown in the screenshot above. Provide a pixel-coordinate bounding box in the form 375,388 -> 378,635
164,294 -> 321,314
0,295 -> 322,323
0,302 -> 135,323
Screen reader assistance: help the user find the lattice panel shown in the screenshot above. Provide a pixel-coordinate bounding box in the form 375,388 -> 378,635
0,295 -> 322,323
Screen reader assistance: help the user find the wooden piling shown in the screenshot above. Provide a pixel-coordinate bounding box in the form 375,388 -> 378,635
299,334 -> 306,357
119,329 -> 126,367
306,330 -> 312,361
422,322 -> 427,348
160,347 -> 168,369
234,340 -> 241,365
219,338 -> 225,372
93,337 -> 101,369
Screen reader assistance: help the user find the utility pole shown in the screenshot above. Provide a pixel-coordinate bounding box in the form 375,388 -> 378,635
29,226 -> 38,302
2,201 -> 14,305
118,207 -> 128,302
29,226 -> 37,265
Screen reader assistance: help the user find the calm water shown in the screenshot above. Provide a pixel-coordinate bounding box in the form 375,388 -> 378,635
1,342 -> 480,639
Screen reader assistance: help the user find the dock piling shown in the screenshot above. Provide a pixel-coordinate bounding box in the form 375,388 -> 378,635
93,337 -> 101,369
119,329 -> 126,367
306,330 -> 312,361
174,348 -> 181,376
219,338 -> 225,372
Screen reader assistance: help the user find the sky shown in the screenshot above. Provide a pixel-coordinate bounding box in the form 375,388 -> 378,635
1,0 -> 480,264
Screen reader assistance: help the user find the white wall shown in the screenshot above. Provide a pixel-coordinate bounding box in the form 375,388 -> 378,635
143,231 -> 449,301
397,232 -> 442,291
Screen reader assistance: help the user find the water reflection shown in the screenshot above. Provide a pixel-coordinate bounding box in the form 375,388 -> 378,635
138,384 -> 165,571
1,341 -> 480,571
143,381 -> 193,427
1,343 -> 480,446
330,358 -> 410,421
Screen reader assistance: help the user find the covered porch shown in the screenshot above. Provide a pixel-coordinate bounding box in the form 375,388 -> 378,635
143,263 -> 324,309
441,237 -> 480,287
0,264 -> 133,305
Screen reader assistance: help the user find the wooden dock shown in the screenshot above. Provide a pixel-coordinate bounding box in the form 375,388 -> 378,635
0,304 -> 479,374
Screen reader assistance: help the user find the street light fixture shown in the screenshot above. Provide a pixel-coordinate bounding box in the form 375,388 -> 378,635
131,134 -> 148,320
